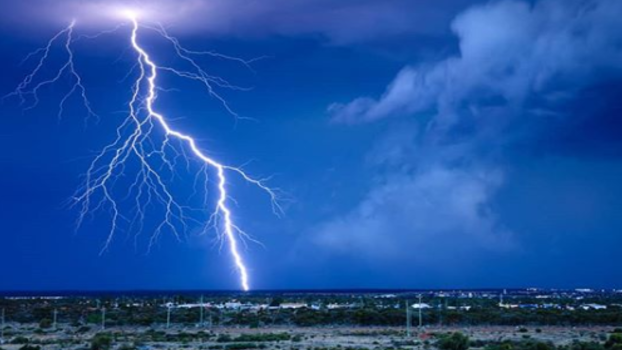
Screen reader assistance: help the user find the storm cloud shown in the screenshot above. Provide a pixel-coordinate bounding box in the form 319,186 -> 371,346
313,125 -> 513,262
1,0 -> 472,43
330,0 -> 622,123
315,0 -> 622,263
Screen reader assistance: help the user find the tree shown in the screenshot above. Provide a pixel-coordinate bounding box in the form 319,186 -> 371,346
119,344 -> 137,350
606,333 -> 622,349
91,333 -> 112,350
11,337 -> 29,344
38,318 -> 52,329
568,341 -> 606,350
437,332 -> 470,350
269,297 -> 284,307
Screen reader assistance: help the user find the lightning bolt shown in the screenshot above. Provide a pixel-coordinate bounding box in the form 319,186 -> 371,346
3,21 -> 97,121
6,16 -> 282,291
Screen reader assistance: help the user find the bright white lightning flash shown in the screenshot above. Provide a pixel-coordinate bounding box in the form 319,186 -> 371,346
3,21 -> 97,121
6,15 -> 282,291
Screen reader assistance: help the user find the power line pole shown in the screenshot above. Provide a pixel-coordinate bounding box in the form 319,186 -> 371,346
438,300 -> 442,326
101,307 -> 106,330
53,309 -> 58,330
441,298 -> 448,326
418,294 -> 423,328
166,306 -> 171,329
405,300 -> 411,337
1,308 -> 5,344
199,295 -> 204,327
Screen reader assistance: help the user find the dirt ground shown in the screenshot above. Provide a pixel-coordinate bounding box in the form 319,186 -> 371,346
0,324 -> 617,350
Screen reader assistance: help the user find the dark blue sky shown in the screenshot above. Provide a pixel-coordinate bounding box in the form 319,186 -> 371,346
1,0 -> 621,291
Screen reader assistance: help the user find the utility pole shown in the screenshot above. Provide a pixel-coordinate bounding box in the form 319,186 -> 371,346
438,300 -> 442,326
101,307 -> 106,330
1,308 -> 5,344
440,298 -> 448,326
418,294 -> 423,328
199,295 -> 204,327
53,309 -> 58,330
405,300 -> 411,337
166,306 -> 171,329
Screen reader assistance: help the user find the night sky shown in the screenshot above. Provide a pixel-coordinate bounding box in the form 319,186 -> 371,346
1,0 -> 621,291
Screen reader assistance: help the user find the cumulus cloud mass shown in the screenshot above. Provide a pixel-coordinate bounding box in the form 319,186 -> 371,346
316,0 -> 622,263
330,0 -> 622,123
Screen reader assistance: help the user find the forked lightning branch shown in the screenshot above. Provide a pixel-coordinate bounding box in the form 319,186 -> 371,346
5,11 -> 282,291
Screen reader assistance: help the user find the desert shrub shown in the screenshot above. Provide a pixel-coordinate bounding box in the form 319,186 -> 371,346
11,336 -> 29,344
470,339 -> 490,348
565,341 -> 605,350
235,333 -> 291,342
119,344 -> 137,350
91,333 -> 112,350
437,332 -> 470,350
225,343 -> 260,350
77,326 -> 91,333
40,318 -> 53,329
217,334 -> 233,342
606,333 -> 622,349
18,346 -> 41,350
486,340 -> 555,350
